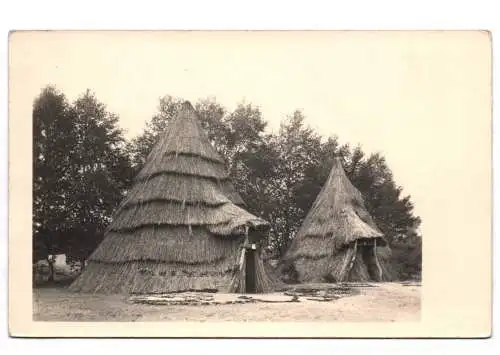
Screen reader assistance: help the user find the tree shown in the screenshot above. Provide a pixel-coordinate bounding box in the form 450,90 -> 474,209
346,152 -> 421,241
33,86 -> 76,281
32,87 -> 134,282
216,102 -> 271,217
62,90 -> 135,265
390,224 -> 422,280
259,111 -> 324,255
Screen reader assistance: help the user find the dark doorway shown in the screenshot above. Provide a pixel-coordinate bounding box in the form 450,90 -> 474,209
245,249 -> 257,293
361,245 -> 381,281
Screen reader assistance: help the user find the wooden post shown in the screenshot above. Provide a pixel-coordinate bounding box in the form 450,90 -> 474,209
347,240 -> 358,274
239,248 -> 246,271
239,225 -> 250,293
373,239 -> 384,281
338,243 -> 354,283
47,255 -> 55,283
243,225 -> 250,247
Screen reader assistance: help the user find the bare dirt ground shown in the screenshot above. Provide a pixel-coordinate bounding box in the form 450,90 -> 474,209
33,282 -> 420,322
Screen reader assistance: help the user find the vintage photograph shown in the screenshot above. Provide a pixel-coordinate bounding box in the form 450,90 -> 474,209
8,30 -> 491,336
29,31 -> 422,322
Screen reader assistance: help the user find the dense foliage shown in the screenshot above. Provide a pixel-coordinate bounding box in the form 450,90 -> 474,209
33,87 -> 134,280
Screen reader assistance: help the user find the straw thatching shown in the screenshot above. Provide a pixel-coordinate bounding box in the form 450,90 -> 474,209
281,157 -> 395,283
69,101 -> 279,294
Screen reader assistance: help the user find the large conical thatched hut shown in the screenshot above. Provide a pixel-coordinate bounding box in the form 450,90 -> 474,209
69,101 -> 279,294
281,157 -> 395,283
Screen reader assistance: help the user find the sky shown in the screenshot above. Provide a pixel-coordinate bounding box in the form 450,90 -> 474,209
9,31 -> 493,236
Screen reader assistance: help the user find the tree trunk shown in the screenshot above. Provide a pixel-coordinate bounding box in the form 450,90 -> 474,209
79,257 -> 86,272
47,257 -> 55,282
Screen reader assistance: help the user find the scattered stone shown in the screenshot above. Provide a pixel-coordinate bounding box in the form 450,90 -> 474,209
128,284 -> 357,306
237,295 -> 253,300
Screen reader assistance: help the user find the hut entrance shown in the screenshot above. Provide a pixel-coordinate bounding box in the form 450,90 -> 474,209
359,245 -> 383,282
245,248 -> 257,293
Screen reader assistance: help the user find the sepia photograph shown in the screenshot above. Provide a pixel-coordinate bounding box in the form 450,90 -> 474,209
8,30 -> 491,337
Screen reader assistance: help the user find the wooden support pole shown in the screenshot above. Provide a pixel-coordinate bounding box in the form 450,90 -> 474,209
347,240 -> 358,274
373,239 -> 384,281
239,248 -> 245,271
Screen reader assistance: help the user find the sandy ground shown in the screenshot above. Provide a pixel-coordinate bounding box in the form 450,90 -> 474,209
33,282 -> 420,322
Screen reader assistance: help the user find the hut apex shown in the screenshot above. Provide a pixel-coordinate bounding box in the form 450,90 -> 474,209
182,100 -> 194,110
180,101 -> 196,118
281,156 -> 395,283
69,103 -> 280,295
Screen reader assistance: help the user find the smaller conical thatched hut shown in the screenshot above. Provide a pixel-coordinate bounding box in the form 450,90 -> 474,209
69,101 -> 281,294
281,157 -> 395,283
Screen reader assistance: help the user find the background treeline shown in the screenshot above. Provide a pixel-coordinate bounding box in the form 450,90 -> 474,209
33,86 -> 422,283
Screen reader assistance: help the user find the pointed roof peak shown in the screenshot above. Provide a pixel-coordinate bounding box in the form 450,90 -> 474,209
287,152 -> 386,247
332,156 -> 343,167
329,156 -> 347,178
181,100 -> 195,112
175,100 -> 200,125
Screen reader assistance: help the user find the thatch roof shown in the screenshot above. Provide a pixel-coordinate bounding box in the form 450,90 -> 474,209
281,157 -> 394,283
69,101 -> 275,294
285,157 -> 387,259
